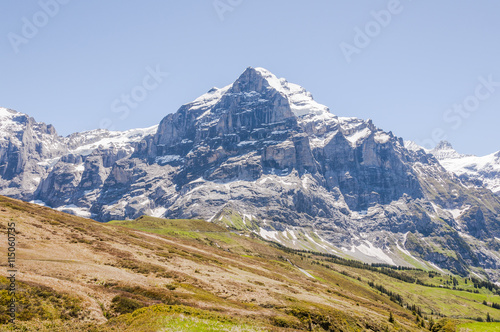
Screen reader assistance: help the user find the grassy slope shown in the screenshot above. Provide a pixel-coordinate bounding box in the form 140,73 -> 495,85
0,196 -> 499,331
457,322 -> 500,331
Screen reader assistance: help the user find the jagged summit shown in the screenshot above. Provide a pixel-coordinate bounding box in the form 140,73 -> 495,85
183,67 -> 331,120
0,107 -> 17,117
430,140 -> 462,160
235,67 -> 330,117
405,140 -> 462,156
151,66 -> 392,180
153,67 -> 317,150
430,140 -> 481,161
433,140 -> 454,151
0,108 -> 26,139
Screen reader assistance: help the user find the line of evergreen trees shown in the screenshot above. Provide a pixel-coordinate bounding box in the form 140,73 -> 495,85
368,281 -> 405,307
273,242 -> 500,296
483,300 -> 500,310
470,276 -> 499,292
367,280 -> 430,322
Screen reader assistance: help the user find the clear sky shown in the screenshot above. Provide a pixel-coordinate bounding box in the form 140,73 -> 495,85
1,1 -> 499,155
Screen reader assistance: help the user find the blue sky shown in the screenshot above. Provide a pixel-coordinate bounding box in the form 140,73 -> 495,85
1,0 -> 499,155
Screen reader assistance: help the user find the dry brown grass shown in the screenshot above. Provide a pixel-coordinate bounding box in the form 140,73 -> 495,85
0,196 -> 426,331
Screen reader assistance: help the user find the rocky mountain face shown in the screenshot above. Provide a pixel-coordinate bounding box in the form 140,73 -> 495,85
0,107 -> 156,217
2,68 -> 500,281
0,108 -> 65,199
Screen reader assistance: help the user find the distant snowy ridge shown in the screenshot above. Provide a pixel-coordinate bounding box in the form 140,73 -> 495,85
0,106 -> 157,164
65,125 -> 158,156
407,140 -> 500,195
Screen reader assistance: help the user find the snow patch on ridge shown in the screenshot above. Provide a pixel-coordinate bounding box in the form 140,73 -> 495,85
54,204 -> 91,218
404,141 -> 427,152
151,207 -> 167,218
30,200 -> 48,206
439,152 -> 500,193
253,67 -> 330,117
259,228 -> 280,242
345,128 -> 371,146
190,85 -> 233,114
155,155 -> 183,164
374,132 -> 391,144
67,125 -> 157,157
352,240 -> 395,265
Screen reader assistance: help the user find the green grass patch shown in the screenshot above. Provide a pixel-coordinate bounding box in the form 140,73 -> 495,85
109,216 -> 226,233
108,216 -> 238,245
108,304 -> 265,331
458,322 -> 500,331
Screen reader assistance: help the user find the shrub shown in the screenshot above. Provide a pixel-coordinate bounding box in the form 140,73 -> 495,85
111,296 -> 145,315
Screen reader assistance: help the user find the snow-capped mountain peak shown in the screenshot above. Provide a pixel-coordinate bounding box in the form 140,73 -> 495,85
0,107 -> 18,118
0,107 -> 31,136
434,140 -> 453,150
202,67 -> 331,118
430,140 -> 464,160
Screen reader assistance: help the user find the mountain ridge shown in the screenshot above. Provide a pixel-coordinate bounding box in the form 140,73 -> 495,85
1,67 -> 500,281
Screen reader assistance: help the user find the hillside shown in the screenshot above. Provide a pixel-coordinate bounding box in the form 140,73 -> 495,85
2,68 -> 500,280
1,196 -> 499,331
